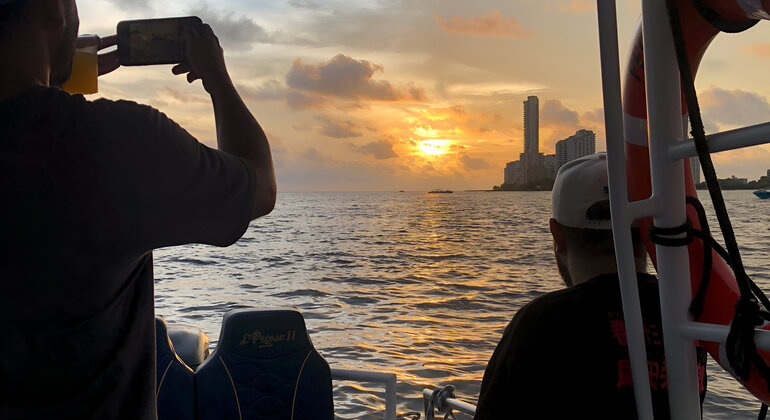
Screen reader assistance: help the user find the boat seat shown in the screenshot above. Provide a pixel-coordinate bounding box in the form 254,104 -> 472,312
155,317 -> 195,420
195,308 -> 334,420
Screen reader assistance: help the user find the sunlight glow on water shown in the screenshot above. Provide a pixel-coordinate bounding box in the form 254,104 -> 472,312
154,190 -> 770,419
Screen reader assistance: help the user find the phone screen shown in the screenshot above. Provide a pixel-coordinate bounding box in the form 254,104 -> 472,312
117,17 -> 200,66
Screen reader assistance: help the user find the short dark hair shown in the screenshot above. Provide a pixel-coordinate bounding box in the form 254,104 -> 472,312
0,0 -> 28,40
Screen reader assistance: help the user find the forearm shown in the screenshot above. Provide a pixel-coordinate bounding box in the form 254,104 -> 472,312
208,74 -> 276,219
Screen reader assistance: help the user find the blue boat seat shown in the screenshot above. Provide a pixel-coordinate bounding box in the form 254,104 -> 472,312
195,309 -> 334,420
155,317 -> 195,420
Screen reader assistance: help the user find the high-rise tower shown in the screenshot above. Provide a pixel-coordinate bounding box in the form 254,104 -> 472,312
523,96 -> 539,155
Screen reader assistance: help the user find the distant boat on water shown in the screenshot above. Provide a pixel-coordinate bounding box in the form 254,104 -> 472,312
754,189 -> 770,199
428,189 -> 453,194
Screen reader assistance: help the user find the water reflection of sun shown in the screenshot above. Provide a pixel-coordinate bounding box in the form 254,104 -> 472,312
417,139 -> 451,157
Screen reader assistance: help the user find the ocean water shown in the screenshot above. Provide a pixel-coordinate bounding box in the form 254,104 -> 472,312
154,190 -> 770,419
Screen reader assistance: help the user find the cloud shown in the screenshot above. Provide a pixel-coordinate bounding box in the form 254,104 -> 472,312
459,153 -> 490,170
700,86 -> 770,129
541,99 -> 580,128
297,147 -> 332,164
289,0 -> 323,10
319,117 -> 363,138
273,147 -> 396,191
747,43 -> 770,58
190,6 -> 274,51
352,140 -> 398,160
580,108 -> 604,126
580,107 -> 606,141
286,90 -> 328,109
101,0 -> 149,11
710,146 -> 770,180
286,55 -> 427,102
555,0 -> 595,13
434,10 -> 533,39
240,80 -> 285,101
158,87 -> 208,104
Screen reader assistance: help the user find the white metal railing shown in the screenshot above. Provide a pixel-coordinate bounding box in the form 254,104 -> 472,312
331,368 -> 397,420
669,122 -> 770,159
597,0 -> 770,419
422,388 -> 476,418
597,1 -> 656,418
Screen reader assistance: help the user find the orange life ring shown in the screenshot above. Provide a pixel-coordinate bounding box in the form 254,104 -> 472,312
624,0 -> 770,404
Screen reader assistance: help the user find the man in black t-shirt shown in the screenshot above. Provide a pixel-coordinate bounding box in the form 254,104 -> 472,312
0,0 -> 275,418
474,153 -> 707,419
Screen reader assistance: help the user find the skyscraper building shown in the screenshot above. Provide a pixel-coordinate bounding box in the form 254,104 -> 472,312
523,96 -> 539,156
555,129 -> 596,169
504,161 -> 522,185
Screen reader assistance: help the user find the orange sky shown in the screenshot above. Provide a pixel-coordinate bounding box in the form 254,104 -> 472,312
79,0 -> 770,191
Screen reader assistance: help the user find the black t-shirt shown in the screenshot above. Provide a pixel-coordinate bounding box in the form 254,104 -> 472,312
474,273 -> 707,419
0,87 -> 255,419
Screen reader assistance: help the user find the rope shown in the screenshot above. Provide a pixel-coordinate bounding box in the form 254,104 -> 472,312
425,385 -> 457,420
648,221 -> 692,248
665,0 -> 770,398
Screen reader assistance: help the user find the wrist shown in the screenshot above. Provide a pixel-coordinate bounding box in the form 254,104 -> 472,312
203,71 -> 234,95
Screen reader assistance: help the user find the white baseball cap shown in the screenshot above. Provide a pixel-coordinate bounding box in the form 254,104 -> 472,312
552,152 -> 612,230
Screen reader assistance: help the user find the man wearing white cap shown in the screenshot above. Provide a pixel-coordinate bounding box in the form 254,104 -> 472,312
0,0 -> 275,418
474,153 -> 706,419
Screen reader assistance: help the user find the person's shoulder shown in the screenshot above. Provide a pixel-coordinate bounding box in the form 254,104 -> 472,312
88,96 -> 163,119
7,86 -> 88,110
86,96 -> 188,139
528,279 -> 604,306
514,282 -> 599,322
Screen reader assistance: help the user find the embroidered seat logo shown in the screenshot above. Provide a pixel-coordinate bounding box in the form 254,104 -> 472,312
239,330 -> 297,347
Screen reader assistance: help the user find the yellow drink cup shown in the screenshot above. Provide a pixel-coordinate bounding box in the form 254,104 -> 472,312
62,35 -> 99,95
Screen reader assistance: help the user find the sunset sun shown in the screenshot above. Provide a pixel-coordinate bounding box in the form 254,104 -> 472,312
417,139 -> 452,156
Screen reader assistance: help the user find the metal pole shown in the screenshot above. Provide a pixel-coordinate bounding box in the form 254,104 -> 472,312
597,1 -> 654,418
641,0 -> 702,418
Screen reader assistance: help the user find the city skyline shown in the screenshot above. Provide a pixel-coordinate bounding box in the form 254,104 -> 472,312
76,0 -> 770,191
503,96 -> 595,186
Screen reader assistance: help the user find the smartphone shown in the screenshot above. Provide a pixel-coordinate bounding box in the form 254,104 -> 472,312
117,16 -> 201,66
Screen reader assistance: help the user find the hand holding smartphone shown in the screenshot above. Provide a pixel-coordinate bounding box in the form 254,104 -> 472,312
117,16 -> 202,66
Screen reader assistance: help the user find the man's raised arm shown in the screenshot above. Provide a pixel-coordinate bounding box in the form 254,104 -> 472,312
173,22 -> 276,219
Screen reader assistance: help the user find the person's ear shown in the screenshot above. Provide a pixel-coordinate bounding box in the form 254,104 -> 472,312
549,218 -> 568,256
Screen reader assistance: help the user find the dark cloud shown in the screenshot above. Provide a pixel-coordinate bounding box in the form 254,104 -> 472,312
541,99 -> 580,128
159,87 -> 208,104
352,140 -> 398,160
286,90 -> 328,109
581,108 -> 604,126
286,54 -> 427,102
273,147 -> 395,191
298,147 -> 330,163
434,10 -> 533,39
191,6 -> 274,51
289,0 -> 323,10
459,153 -> 490,170
102,0 -> 150,11
238,80 -> 328,109
700,87 -> 770,129
239,80 -> 285,101
319,117 -> 363,138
